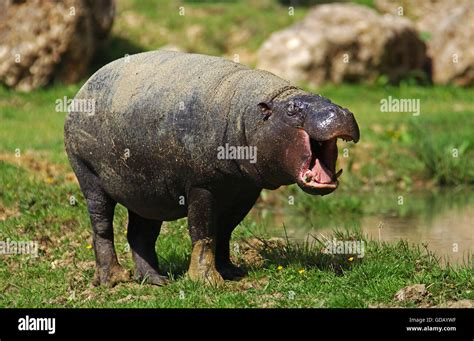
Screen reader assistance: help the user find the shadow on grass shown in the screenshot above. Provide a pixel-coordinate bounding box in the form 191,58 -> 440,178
88,36 -> 146,75
151,228 -> 366,281
237,228 -> 365,276
158,253 -> 190,280
152,240 -> 360,281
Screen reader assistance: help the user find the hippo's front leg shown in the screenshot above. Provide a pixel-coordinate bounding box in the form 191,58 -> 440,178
215,188 -> 261,280
187,187 -> 225,286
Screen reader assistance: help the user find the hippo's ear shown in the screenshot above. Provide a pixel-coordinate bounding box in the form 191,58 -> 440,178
257,102 -> 272,121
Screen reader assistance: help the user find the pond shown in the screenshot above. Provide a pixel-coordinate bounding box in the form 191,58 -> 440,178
250,187 -> 474,265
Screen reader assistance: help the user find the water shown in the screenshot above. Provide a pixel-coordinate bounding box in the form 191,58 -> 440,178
250,188 -> 474,265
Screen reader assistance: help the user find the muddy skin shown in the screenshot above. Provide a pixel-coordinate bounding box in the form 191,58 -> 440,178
64,51 -> 359,287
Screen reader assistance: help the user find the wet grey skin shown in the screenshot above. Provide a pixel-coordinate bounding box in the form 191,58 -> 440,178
64,51 -> 360,286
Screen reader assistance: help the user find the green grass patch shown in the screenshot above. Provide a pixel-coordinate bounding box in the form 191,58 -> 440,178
1,164 -> 473,308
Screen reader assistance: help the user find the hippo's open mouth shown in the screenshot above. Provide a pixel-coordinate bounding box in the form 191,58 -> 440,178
297,133 -> 355,195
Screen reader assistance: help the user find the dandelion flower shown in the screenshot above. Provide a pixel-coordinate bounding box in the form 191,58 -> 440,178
277,265 -> 283,271
86,244 -> 93,249
348,257 -> 354,262
298,269 -> 305,274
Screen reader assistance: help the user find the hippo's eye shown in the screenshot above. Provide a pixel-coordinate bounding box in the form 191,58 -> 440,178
287,101 -> 298,116
287,100 -> 305,116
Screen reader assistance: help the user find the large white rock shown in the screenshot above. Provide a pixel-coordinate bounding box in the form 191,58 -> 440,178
0,0 -> 115,92
375,0 -> 474,86
257,3 -> 428,86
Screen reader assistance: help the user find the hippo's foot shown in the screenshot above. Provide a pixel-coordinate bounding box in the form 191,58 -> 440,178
135,269 -> 169,286
127,211 -> 166,286
216,261 -> 246,280
93,263 -> 131,287
188,265 -> 224,286
188,239 -> 224,286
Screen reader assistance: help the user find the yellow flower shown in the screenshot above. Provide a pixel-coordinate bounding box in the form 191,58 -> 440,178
46,177 -> 54,184
86,244 -> 93,249
298,269 -> 305,274
277,265 -> 283,271
348,257 -> 354,262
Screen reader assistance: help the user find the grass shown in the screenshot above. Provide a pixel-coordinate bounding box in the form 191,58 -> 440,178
0,162 -> 472,308
98,0 -> 308,67
0,0 -> 473,308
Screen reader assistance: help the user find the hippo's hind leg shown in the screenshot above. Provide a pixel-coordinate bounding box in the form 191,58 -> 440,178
127,210 -> 168,286
69,157 -> 130,287
216,189 -> 261,280
187,187 -> 224,286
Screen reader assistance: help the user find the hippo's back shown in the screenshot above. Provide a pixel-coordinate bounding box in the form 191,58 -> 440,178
65,50 -> 293,156
75,51 -> 250,119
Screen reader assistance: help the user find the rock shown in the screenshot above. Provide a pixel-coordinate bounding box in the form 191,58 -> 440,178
376,0 -> 474,86
394,284 -> 428,302
422,1 -> 474,86
374,0 -> 467,27
158,44 -> 185,53
257,3 -> 428,86
374,0 -> 468,38
0,0 -> 115,92
374,0 -> 441,20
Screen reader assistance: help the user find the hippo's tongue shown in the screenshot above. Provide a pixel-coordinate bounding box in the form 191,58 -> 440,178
304,137 -> 342,185
312,158 -> 333,184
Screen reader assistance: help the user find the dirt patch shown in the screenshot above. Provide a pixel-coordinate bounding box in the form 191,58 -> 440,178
436,299 -> 474,308
233,276 -> 269,291
234,237 -> 286,268
116,294 -> 154,304
394,284 -> 430,303
30,219 -> 88,258
0,282 -> 21,296
0,205 -> 20,221
235,238 -> 265,267
0,151 -> 77,184
370,298 -> 474,308
258,292 -> 284,308
79,288 -> 101,303
43,216 -> 79,234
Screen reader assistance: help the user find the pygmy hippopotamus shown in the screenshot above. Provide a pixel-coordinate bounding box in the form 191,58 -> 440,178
64,51 -> 360,286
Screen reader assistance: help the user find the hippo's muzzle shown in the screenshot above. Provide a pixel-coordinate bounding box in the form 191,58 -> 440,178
297,104 -> 360,195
